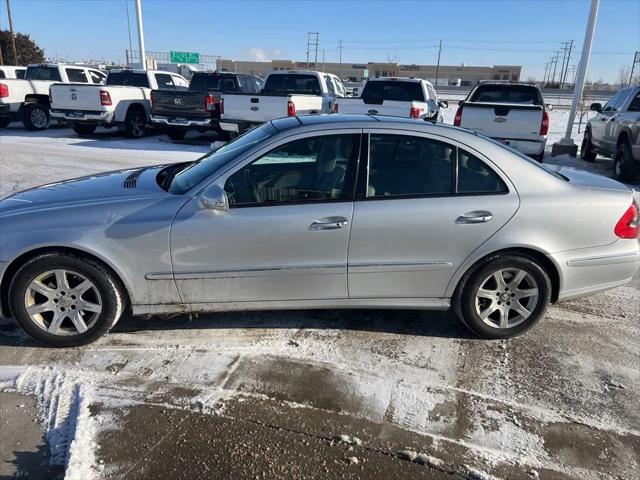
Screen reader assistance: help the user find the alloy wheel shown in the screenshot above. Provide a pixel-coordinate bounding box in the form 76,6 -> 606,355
31,108 -> 48,129
475,268 -> 539,329
23,269 -> 102,336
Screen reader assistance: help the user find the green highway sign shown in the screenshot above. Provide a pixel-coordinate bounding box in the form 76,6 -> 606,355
170,51 -> 200,64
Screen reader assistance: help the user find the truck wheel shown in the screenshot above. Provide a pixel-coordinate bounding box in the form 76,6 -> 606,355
0,117 -> 11,128
22,103 -> 50,130
72,124 -> 97,136
580,130 -> 597,162
124,108 -> 146,138
166,128 -> 186,141
613,143 -> 636,183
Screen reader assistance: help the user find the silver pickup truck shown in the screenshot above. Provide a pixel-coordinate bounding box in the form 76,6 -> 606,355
581,85 -> 640,182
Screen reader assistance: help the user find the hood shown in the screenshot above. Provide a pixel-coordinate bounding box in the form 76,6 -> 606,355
0,165 -> 168,216
547,165 -> 633,193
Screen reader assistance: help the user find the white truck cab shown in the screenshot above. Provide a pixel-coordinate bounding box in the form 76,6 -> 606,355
50,69 -> 189,137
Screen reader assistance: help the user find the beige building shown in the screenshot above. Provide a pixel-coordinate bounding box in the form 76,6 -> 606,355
217,59 -> 521,86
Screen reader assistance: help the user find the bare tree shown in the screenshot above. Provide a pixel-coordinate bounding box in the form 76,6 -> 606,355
617,65 -> 631,88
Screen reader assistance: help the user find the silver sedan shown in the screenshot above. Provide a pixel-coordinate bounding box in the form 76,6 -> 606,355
1,115 -> 638,347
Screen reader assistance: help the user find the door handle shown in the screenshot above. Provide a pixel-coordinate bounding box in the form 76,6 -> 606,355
456,211 -> 493,224
310,217 -> 349,230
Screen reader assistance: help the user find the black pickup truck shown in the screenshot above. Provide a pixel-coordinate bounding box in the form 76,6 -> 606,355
150,72 -> 262,140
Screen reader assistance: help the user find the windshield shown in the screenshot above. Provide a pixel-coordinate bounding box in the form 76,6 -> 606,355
470,85 -> 542,105
361,81 -> 425,102
482,135 -> 567,181
169,123 -> 278,194
262,74 -> 321,96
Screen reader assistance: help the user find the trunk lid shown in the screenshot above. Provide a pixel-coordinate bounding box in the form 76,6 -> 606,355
460,103 -> 543,141
151,90 -> 210,118
547,165 -> 633,193
50,84 -> 103,111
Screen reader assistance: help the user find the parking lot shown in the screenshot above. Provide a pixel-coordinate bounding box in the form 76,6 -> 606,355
1,104 -> 639,479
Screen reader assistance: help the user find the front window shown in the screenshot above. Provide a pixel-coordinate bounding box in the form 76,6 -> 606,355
169,123 -> 277,194
65,68 -> 89,83
224,134 -> 357,206
627,92 -> 640,112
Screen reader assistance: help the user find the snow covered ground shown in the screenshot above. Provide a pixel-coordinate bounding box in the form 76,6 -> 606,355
0,112 -> 639,479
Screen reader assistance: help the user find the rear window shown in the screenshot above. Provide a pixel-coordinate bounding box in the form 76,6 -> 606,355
470,85 -> 542,105
25,66 -> 62,81
189,74 -> 238,92
361,81 -> 425,102
262,74 -> 321,96
106,72 -> 149,88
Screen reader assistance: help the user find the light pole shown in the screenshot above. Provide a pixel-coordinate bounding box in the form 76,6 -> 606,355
552,0 -> 600,157
135,0 -> 147,70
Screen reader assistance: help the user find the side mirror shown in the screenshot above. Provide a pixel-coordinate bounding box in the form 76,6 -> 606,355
438,100 -> 449,109
458,100 -> 464,106
199,184 -> 229,212
545,104 -> 554,111
590,102 -> 603,112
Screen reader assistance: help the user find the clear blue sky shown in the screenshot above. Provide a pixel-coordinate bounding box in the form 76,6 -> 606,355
1,0 -> 638,82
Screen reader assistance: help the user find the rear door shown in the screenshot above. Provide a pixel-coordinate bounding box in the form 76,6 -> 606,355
347,131 -> 519,299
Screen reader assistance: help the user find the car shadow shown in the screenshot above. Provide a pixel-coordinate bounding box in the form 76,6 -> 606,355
0,308 -> 476,349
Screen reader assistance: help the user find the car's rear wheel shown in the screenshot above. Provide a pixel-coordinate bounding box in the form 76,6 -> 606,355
456,255 -> 551,338
9,253 -> 124,347
22,103 -> 50,130
613,142 -> 636,183
72,123 -> 97,136
580,130 -> 597,162
124,108 -> 146,138
166,128 -> 186,141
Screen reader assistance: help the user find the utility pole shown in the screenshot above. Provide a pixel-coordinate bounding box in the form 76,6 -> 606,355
542,62 -> 549,84
6,0 -> 19,65
558,42 -> 570,89
552,0 -> 600,157
313,33 -> 319,68
322,48 -> 325,72
630,51 -> 640,86
435,39 -> 442,86
134,0 -> 147,70
561,40 -> 574,88
550,51 -> 560,87
338,39 -> 343,79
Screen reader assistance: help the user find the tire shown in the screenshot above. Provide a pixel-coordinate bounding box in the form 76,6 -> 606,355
22,103 -> 50,131
124,108 -> 147,138
454,254 -> 552,339
8,253 -> 125,347
72,123 -> 97,136
613,142 -> 637,183
0,117 -> 11,128
166,128 -> 186,141
580,130 -> 597,162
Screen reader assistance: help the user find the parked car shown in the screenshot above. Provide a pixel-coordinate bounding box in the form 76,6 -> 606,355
336,77 -> 447,121
218,70 -> 345,134
0,63 -> 106,130
1,115 -> 638,347
50,69 -> 189,137
581,85 -> 640,182
0,65 -> 26,80
150,72 -> 263,140
453,82 -> 550,161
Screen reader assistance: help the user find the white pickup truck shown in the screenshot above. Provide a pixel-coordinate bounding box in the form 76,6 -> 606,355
218,70 -> 345,135
50,69 -> 189,137
0,65 -> 26,80
0,63 -> 106,129
336,77 -> 447,122
454,82 -> 550,161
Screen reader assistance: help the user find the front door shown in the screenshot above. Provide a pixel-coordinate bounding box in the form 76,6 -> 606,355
170,131 -> 360,304
347,131 -> 520,299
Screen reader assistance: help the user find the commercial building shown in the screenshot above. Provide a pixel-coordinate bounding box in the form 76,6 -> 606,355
217,59 -> 521,86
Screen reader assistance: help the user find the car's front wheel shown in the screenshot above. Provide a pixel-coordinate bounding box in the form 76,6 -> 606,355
580,130 -> 597,162
613,142 -> 636,183
9,253 -> 125,347
456,255 -> 551,338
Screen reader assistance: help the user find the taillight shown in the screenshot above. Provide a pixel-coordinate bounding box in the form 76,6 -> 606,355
453,106 -> 463,126
540,110 -> 549,136
0,83 -> 8,98
220,98 -> 224,115
614,200 -> 639,239
100,90 -> 112,106
205,94 -> 217,112
287,100 -> 296,117
150,91 -> 155,106
409,106 -> 421,118
331,102 -> 338,113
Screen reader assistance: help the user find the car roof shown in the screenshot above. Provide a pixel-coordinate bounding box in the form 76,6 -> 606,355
368,77 -> 425,83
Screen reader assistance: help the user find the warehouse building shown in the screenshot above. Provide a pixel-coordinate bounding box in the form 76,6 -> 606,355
217,59 -> 521,86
